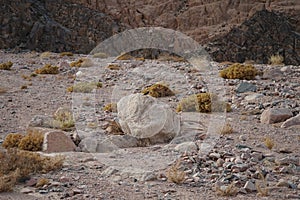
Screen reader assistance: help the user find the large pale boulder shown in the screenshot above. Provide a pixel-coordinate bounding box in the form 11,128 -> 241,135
260,108 -> 293,124
117,94 -> 180,142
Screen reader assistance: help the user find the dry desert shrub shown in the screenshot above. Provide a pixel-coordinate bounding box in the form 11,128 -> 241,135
35,64 -> 59,74
60,52 -> 73,57
269,54 -> 284,65
18,129 -> 44,151
166,160 -> 186,184
107,64 -> 121,70
40,51 -> 51,58
70,58 -> 94,68
0,61 -> 13,70
219,123 -> 234,135
264,136 -> 275,150
2,133 -> 24,149
215,182 -> 238,196
142,83 -> 175,98
0,149 -> 64,192
256,172 -> 269,197
0,87 -> 7,94
52,108 -> 75,131
36,178 -> 50,188
220,63 -> 260,80
67,81 -> 102,93
176,93 -> 231,113
103,103 -> 117,113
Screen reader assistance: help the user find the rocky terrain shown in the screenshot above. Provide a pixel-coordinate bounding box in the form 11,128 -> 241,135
0,51 -> 299,199
1,0 -> 300,64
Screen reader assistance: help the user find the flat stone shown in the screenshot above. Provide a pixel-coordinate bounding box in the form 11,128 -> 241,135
236,82 -> 257,93
281,114 -> 300,128
260,108 -> 293,124
20,188 -> 34,194
243,181 -> 256,192
276,179 -> 289,187
43,131 -> 76,153
174,142 -> 198,153
244,93 -> 264,101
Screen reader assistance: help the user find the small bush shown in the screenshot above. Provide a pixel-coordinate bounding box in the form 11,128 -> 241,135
107,64 -> 121,70
40,52 -> 51,58
70,58 -> 93,68
60,52 -> 73,57
18,130 -> 44,151
166,160 -> 186,184
67,81 -> 102,93
70,59 -> 84,67
35,64 -> 59,74
264,137 -> 274,150
0,149 -> 64,192
2,133 -> 24,149
116,53 -> 133,60
219,63 -> 260,80
21,85 -> 28,90
176,93 -> 231,113
269,54 -> 284,65
142,83 -> 175,98
103,103 -> 117,112
256,171 -> 269,197
106,120 -> 123,135
0,61 -> 13,70
215,182 -> 238,197
219,123 -> 233,135
52,109 -> 75,131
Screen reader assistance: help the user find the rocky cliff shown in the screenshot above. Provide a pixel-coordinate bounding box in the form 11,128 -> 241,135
1,0 -> 300,64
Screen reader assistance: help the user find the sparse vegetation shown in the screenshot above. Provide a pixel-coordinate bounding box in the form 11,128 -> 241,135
264,136 -> 275,150
107,64 -> 121,70
269,54 -> 284,65
215,182 -> 238,197
21,74 -> 32,81
52,108 -> 75,131
35,64 -> 59,74
21,85 -> 28,90
219,123 -> 234,135
142,83 -> 175,98
40,52 -> 51,58
18,129 -> 44,151
60,52 -> 73,57
0,149 -> 64,192
116,53 -> 133,60
0,61 -> 13,70
106,120 -> 123,135
256,171 -> 269,197
219,63 -> 260,80
67,81 -> 102,93
70,59 -> 84,67
2,133 -> 24,149
70,58 -> 94,68
36,178 -> 50,188
103,103 -> 117,112
93,52 -> 108,58
166,160 -> 186,184
176,93 -> 231,113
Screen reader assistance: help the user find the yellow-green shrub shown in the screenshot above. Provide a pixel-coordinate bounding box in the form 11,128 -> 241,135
219,63 -> 260,80
0,61 -> 13,70
176,93 -> 231,113
18,130 -> 44,151
2,133 -> 24,149
35,64 -> 59,74
103,103 -> 117,112
67,81 -> 102,93
142,83 -> 175,98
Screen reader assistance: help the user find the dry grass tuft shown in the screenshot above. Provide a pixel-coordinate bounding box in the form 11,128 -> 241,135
60,52 -> 73,57
35,64 -> 59,74
93,52 -> 108,58
106,120 -> 123,135
107,64 -> 121,70
2,133 -> 24,149
256,171 -> 269,197
264,137 -> 275,150
219,123 -> 234,135
269,54 -> 284,65
215,182 -> 238,197
36,178 -> 50,188
166,160 -> 186,184
0,149 -> 64,192
0,61 -> 13,70
18,129 -> 44,151
142,83 -> 175,98
103,103 -> 117,113
116,53 -> 133,60
67,81 -> 102,93
52,109 -> 75,131
70,58 -> 94,68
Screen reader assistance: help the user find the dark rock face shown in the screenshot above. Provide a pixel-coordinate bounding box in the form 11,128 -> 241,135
207,10 -> 300,65
0,0 -> 121,53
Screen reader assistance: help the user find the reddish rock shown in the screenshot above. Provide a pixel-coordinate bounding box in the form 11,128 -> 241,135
260,108 -> 293,124
43,131 -> 76,153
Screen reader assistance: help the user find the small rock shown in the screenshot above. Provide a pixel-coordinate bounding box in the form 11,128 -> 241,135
43,131 -> 76,153
281,114 -> 300,128
39,189 -> 49,194
244,181 -> 256,192
236,82 -> 257,93
251,152 -> 263,161
73,189 -> 83,195
260,108 -> 293,124
209,152 -> 221,160
244,93 -> 264,101
20,188 -> 34,194
216,158 -> 225,167
275,157 -> 299,166
26,178 -> 37,187
174,142 -> 198,153
276,179 -> 289,187
239,135 -> 247,141
286,194 -> 300,199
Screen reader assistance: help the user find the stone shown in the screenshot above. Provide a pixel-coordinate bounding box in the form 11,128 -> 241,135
275,156 -> 299,166
260,108 -> 293,124
43,131 -> 76,153
20,188 -> 34,194
174,142 -> 198,153
244,93 -> 264,101
28,115 -> 55,129
216,158 -> 225,167
281,114 -> 300,128
243,181 -> 256,192
117,94 -> 180,142
276,179 -> 289,187
236,82 -> 257,93
26,178 -> 37,187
